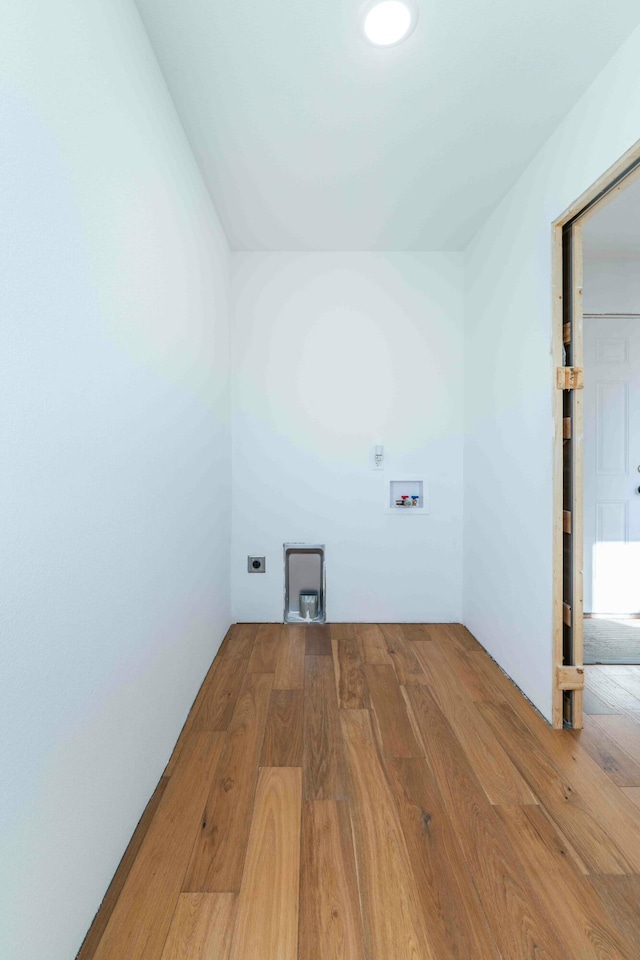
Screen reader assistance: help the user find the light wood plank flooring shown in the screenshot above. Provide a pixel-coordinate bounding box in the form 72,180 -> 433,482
79,625 -> 640,960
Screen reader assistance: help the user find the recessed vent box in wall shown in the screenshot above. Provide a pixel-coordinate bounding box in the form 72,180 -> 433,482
284,544 -> 325,624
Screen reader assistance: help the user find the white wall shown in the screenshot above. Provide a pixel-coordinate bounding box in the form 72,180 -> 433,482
584,258 -> 640,313
231,253 -> 463,623
463,24 -> 640,721
0,3 -> 231,959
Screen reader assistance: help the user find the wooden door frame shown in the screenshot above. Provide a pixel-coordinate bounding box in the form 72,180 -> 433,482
552,138 -> 640,729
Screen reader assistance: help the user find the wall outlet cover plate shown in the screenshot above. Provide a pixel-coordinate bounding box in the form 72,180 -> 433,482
248,556 -> 266,573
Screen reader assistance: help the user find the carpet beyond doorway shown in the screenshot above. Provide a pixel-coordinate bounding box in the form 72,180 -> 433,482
584,617 -> 640,664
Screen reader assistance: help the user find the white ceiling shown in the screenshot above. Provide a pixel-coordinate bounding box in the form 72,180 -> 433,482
134,0 -> 640,251
583,173 -> 640,260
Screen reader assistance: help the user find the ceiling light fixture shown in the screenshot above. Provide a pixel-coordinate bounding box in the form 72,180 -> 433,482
363,0 -> 419,47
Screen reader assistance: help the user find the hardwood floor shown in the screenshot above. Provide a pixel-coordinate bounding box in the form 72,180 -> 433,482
78,625 -> 640,960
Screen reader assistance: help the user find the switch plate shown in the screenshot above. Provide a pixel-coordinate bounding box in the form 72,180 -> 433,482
248,556 -> 266,573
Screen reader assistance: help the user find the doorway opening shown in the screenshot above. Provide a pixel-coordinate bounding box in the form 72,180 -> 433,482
553,139 -> 640,729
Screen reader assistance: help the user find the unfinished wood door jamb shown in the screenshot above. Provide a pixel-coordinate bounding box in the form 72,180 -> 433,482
556,665 -> 585,690
552,139 -> 640,730
556,367 -> 584,390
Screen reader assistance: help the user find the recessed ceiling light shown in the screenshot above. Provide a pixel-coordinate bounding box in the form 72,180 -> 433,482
363,0 -> 419,47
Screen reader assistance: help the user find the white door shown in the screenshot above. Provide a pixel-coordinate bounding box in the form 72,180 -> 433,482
584,316 -> 640,613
